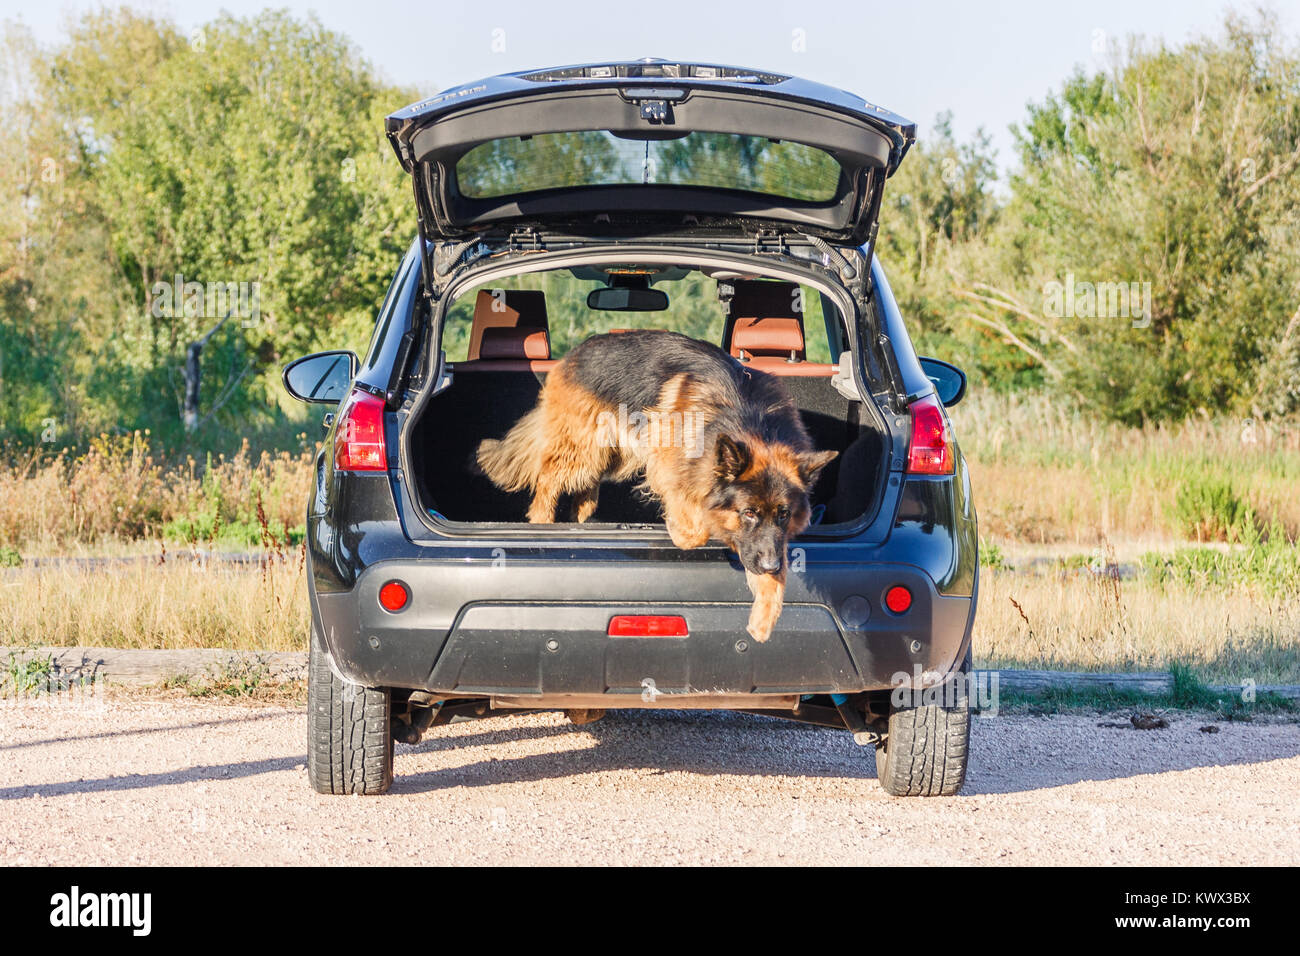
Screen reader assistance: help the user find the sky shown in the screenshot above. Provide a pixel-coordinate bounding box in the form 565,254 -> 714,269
3,0 -> 1296,175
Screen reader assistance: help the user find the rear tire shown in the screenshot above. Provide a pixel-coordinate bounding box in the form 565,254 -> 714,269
874,654 -> 970,797
307,626 -> 393,795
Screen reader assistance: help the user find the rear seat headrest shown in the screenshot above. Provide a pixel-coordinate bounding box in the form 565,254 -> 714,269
725,279 -> 807,361
468,289 -> 549,360
732,317 -> 805,360
478,326 -> 551,361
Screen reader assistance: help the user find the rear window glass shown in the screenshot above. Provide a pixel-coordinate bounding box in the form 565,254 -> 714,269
456,131 -> 843,203
440,272 -> 838,363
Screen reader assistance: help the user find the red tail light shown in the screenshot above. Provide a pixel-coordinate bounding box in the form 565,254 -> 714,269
906,394 -> 954,475
334,390 -> 387,472
607,615 -> 689,637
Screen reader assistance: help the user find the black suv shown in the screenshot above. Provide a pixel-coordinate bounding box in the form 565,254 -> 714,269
283,60 -> 978,797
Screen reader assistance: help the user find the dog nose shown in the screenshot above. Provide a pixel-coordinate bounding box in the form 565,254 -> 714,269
758,555 -> 782,573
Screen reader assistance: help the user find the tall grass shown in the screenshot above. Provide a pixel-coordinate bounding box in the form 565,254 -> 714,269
0,432 -> 314,554
975,568 -> 1300,684
0,557 -> 308,650
953,391 -> 1300,546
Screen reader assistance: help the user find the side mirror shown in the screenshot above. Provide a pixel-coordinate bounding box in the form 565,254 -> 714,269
282,350 -> 358,404
918,356 -> 967,407
587,286 -> 669,311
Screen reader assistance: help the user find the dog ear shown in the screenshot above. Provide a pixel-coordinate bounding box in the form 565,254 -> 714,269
796,449 -> 838,487
714,434 -> 752,483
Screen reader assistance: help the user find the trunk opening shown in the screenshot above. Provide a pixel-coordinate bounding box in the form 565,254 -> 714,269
403,256 -> 890,534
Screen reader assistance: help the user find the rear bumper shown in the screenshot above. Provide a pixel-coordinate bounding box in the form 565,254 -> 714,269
311,556 -> 975,698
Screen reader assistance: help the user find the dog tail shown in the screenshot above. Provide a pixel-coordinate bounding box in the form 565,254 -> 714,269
475,405 -> 550,493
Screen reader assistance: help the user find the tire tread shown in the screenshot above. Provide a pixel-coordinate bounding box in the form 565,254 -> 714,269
307,628 -> 393,795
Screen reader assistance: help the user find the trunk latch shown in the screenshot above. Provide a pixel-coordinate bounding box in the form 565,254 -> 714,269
638,99 -> 671,123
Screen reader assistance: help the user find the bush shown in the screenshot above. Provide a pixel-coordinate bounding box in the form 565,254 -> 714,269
1171,475 -> 1256,542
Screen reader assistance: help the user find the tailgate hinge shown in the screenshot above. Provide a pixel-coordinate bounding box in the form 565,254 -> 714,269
508,227 -> 545,252
752,230 -> 789,257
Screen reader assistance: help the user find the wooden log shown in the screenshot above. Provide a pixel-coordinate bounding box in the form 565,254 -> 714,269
994,669 -> 1173,696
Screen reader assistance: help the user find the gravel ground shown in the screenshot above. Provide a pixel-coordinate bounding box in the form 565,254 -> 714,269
2,696 -> 1298,865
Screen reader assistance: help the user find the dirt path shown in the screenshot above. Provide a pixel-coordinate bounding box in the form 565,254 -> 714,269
3,698 -> 1297,865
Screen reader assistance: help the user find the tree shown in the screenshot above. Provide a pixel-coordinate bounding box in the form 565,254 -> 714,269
998,11 -> 1300,422
39,9 -> 415,436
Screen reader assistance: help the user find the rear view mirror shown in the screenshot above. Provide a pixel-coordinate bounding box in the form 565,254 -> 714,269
587,287 -> 669,312
282,350 -> 358,404
918,356 -> 967,407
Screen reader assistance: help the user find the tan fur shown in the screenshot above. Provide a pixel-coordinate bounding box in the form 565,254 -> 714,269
476,365 -> 620,523
745,570 -> 787,643
475,354 -> 834,643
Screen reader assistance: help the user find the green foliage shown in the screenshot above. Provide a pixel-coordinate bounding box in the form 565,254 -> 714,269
979,539 -> 1011,571
160,453 -> 303,547
0,545 -> 21,567
878,12 -> 1300,423
1000,13 -> 1300,422
1170,475 -> 1256,542
1141,522 -> 1300,595
1,8 -> 413,449
2,652 -> 53,697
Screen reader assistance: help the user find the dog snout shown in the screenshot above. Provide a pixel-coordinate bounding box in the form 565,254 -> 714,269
757,553 -> 783,574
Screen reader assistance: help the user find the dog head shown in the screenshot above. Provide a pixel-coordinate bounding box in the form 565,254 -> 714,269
706,434 -> 838,576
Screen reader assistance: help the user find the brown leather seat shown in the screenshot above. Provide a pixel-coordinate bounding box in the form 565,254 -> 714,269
479,326 -> 550,360
466,289 -> 550,359
454,289 -> 557,372
724,280 -> 835,376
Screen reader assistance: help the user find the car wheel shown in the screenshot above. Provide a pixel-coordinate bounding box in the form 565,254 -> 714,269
307,625 -> 393,795
874,652 -> 970,797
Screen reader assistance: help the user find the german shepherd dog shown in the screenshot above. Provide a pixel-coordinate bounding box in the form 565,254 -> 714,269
475,330 -> 838,642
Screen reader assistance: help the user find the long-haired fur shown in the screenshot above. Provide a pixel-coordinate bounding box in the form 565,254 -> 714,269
475,330 -> 837,640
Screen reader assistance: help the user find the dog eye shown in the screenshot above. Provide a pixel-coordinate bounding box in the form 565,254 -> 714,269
741,509 -> 758,521
777,508 -> 790,522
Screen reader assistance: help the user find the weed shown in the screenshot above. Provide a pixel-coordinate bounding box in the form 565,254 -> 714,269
980,539 -> 1011,571
2,651 -> 54,696
1171,475 -> 1256,542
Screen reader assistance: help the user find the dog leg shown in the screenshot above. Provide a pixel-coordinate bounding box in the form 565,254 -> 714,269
570,484 -> 600,523
527,471 -> 562,523
744,570 -> 786,643
664,505 -> 711,549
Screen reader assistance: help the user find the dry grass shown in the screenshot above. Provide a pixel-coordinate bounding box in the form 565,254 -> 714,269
1,392 -> 1297,683
954,391 -> 1300,546
974,568 -> 1300,684
2,552 -> 1295,685
0,432 -> 314,554
0,555 -> 308,651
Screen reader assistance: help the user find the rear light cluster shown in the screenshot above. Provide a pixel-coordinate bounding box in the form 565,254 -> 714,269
906,394 -> 954,475
334,389 -> 387,472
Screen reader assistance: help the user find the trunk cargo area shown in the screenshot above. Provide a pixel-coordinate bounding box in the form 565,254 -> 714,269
407,366 -> 887,529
